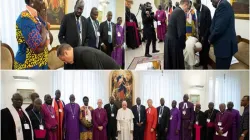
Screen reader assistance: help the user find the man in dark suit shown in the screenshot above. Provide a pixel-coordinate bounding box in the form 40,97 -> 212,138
132,97 -> 146,140
99,11 -> 116,56
164,0 -> 189,69
141,2 -> 159,57
58,0 -> 87,69
104,96 -> 118,140
157,98 -> 170,140
193,0 -> 212,69
193,104 -> 206,140
56,44 -> 120,69
85,7 -> 100,49
209,0 -> 238,69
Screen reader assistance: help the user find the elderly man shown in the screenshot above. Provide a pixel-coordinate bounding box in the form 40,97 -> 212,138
209,0 -> 237,69
57,44 -> 120,69
28,98 -> 46,140
193,104 -> 206,140
204,102 -> 219,140
93,99 -> 108,140
26,92 -> 39,112
42,94 -> 58,140
144,99 -> 157,140
58,0 -> 87,69
184,36 -> 202,69
64,94 -> 80,140
155,5 -> 166,42
116,101 -> 134,140
214,103 -> 233,140
226,102 -> 240,140
1,93 -> 34,140
179,94 -> 194,140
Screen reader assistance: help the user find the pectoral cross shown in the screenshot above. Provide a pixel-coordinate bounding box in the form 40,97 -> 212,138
73,115 -> 75,119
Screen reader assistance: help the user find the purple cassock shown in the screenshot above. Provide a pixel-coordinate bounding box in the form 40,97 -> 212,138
111,24 -> 124,67
41,104 -> 58,140
154,10 -> 166,41
214,111 -> 233,140
64,103 -> 80,140
179,101 -> 194,140
226,109 -> 240,140
167,107 -> 181,140
93,108 -> 108,140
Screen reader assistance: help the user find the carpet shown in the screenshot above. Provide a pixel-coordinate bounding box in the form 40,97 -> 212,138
128,53 -> 164,69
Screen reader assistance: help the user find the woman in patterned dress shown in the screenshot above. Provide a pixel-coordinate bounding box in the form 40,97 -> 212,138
14,0 -> 51,69
186,1 -> 197,39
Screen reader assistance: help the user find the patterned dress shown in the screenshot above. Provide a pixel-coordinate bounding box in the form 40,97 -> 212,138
186,9 -> 197,39
80,106 -> 94,140
15,10 -> 48,69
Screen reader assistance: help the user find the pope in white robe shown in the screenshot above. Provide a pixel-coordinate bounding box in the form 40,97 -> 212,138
116,101 -> 134,140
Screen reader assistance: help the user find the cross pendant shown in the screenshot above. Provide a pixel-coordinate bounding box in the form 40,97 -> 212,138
73,116 -> 75,119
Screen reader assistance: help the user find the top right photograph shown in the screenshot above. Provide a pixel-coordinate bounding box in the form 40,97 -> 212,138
125,0 -> 249,70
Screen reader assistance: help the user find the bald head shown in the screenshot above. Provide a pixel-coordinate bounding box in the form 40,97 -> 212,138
172,100 -> 177,108
107,11 -> 113,21
33,98 -> 42,111
227,101 -> 234,110
208,102 -> 214,110
219,103 -> 226,112
183,94 -> 189,102
69,94 -> 75,103
44,94 -> 52,105
160,98 -> 165,106
122,101 -> 127,109
136,97 -> 141,105
12,93 -> 23,109
74,0 -> 84,17
97,99 -> 103,108
30,92 -> 39,103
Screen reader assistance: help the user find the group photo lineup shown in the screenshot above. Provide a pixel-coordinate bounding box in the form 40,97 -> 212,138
0,70 -> 249,140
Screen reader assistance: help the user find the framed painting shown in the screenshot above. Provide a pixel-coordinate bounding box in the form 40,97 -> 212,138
98,10 -> 103,23
154,0 -> 169,10
16,89 -> 35,104
230,0 -> 249,20
110,70 -> 134,109
45,0 -> 68,29
190,94 -> 200,105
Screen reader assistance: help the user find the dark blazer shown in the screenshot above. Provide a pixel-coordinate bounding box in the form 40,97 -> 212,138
157,106 -> 170,131
198,4 -> 211,41
85,17 -> 100,48
131,105 -> 146,128
58,12 -> 87,48
208,0 -> 238,58
104,103 -> 118,130
99,21 -> 116,50
72,47 -> 120,69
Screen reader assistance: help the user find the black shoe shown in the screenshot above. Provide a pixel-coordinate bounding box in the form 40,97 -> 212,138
145,54 -> 152,57
203,65 -> 208,69
152,50 -> 160,53
158,40 -> 163,43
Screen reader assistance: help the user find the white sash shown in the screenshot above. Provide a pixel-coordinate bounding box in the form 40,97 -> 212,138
8,105 -> 34,140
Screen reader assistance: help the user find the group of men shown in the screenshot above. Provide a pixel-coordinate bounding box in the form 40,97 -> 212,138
56,0 -> 124,69
163,0 -> 237,70
125,0 -> 237,70
1,92 -> 248,140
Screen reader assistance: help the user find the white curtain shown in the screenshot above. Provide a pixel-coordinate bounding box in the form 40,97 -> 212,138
0,0 -> 26,55
52,71 -> 109,108
206,71 -> 241,111
136,71 -> 183,108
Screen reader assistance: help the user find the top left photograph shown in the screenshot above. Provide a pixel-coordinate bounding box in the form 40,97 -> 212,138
0,0 -> 125,70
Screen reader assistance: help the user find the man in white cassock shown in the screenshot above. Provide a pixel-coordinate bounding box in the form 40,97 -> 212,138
116,101 -> 134,140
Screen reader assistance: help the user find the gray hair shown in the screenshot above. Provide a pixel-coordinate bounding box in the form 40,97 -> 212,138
57,44 -> 72,57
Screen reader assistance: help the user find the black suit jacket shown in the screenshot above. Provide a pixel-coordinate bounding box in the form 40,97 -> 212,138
99,21 -> 116,50
72,47 -> 120,69
197,4 -> 211,42
208,0 -> 238,58
104,103 -> 118,129
132,105 -> 146,129
157,106 -> 170,131
58,12 -> 87,48
85,17 -> 100,48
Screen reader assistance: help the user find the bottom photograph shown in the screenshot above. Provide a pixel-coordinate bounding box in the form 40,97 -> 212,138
0,70 -> 249,140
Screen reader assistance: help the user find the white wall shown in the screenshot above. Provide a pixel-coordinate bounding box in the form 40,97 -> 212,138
1,71 -> 52,109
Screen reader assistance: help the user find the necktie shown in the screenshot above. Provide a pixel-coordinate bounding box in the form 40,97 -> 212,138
138,106 -> 140,122
108,22 -> 112,43
158,107 -> 163,124
111,104 -> 113,112
77,20 -> 81,33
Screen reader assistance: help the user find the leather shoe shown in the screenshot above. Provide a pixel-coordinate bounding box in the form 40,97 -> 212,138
145,54 -> 152,57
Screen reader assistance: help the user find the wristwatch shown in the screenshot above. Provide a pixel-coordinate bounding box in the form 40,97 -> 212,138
241,134 -> 245,137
